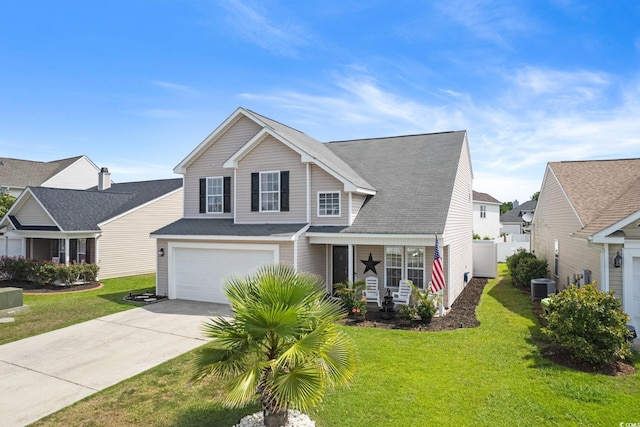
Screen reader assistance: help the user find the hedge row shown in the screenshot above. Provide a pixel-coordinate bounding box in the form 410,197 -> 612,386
0,256 -> 99,285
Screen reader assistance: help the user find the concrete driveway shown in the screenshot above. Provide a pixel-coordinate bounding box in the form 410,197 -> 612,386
0,300 -> 232,427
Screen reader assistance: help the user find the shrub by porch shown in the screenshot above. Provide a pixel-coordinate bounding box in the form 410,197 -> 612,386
0,256 -> 99,285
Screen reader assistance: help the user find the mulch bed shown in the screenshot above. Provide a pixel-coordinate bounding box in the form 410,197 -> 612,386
341,277 -> 486,331
0,279 -> 102,294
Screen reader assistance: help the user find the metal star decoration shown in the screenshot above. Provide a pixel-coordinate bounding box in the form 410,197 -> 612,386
360,252 -> 381,275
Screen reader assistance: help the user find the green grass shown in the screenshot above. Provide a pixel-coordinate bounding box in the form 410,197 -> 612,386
0,274 -> 154,345
31,266 -> 640,426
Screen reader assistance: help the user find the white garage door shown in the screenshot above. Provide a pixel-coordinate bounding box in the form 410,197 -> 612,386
171,244 -> 277,304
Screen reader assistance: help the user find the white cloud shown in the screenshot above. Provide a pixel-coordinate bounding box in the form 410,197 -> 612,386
218,0 -> 311,56
240,66 -> 640,202
151,81 -> 199,97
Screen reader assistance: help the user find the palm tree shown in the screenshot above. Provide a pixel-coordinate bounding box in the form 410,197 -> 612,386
192,264 -> 356,427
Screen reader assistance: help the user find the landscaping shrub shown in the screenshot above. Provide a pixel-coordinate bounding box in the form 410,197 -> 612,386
543,284 -> 632,367
0,257 -> 100,285
506,250 -> 547,287
408,281 -> 437,323
334,280 -> 364,314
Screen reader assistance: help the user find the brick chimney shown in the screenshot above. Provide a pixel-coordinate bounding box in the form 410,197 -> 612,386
98,167 -> 111,191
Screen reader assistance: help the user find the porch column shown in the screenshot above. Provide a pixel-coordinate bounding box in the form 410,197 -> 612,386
64,238 -> 70,265
348,244 -> 354,283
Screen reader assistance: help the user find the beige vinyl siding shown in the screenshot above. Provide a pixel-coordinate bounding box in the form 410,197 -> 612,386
533,170 -> 601,292
15,197 -> 56,226
42,157 -> 99,190
236,135 -> 307,223
442,136 -> 473,307
97,189 -> 183,279
351,193 -> 367,225
622,222 -> 640,239
310,164 -> 347,225
184,116 -> 262,217
354,244 -> 384,284
608,243 -> 624,299
156,238 -> 170,296
295,238 -> 326,283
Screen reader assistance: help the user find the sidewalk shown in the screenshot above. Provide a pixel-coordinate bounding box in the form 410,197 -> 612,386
0,300 -> 231,427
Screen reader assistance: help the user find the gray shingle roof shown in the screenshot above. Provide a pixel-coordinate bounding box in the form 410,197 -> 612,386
152,218 -> 307,237
500,200 -> 537,223
27,178 -> 182,231
0,156 -> 84,188
322,131 -> 467,234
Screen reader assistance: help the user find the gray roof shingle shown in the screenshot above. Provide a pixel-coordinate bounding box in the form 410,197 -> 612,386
323,131 -> 467,234
500,200 -> 537,223
27,178 -> 183,231
152,218 -> 307,237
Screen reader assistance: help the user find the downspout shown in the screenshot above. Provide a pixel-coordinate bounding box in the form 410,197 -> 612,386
306,163 -> 311,224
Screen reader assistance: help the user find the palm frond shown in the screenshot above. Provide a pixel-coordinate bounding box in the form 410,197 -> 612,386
271,364 -> 325,410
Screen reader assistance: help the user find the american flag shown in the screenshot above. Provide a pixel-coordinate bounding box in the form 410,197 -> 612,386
431,235 -> 446,293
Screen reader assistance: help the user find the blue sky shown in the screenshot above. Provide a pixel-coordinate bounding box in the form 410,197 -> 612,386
2,1 -> 640,203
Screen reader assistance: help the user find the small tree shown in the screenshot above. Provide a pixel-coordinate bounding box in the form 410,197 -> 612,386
506,250 -> 547,287
0,193 -> 16,217
192,265 -> 356,427
543,284 -> 631,367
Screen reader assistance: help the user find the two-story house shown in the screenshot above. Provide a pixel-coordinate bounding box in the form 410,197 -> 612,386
472,190 -> 502,239
152,108 -> 474,308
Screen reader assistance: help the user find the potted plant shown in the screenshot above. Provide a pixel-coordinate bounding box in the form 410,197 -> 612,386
351,298 -> 368,321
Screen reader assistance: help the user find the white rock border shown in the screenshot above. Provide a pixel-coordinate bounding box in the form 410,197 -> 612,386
233,410 -> 315,427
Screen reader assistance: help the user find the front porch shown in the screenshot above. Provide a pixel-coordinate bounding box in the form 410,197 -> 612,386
25,237 -> 97,265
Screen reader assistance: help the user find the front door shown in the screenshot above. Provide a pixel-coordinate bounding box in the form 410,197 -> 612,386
332,245 -> 349,289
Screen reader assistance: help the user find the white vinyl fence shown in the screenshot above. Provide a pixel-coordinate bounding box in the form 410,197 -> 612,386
472,240 -> 497,278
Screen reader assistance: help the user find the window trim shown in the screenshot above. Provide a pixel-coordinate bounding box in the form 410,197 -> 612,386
406,247 -> 425,289
480,205 -> 486,218
317,191 -> 341,217
259,171 -> 280,212
206,176 -> 224,214
384,246 -> 404,289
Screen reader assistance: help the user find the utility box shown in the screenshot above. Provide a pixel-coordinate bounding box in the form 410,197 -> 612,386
531,279 -> 555,301
0,287 -> 23,310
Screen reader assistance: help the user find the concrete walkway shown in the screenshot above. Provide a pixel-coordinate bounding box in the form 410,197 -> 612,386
0,300 -> 232,427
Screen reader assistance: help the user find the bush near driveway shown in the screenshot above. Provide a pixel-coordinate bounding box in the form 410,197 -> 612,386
543,284 -> 632,367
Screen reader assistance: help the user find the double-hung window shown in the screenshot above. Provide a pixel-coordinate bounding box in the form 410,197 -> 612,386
260,171 -> 280,212
318,192 -> 340,216
406,247 -> 425,289
480,205 -> 486,218
385,247 -> 403,288
385,246 -> 426,289
206,177 -> 223,213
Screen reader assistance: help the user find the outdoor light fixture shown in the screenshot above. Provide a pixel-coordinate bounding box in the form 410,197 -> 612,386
613,251 -> 622,268
158,248 -> 165,257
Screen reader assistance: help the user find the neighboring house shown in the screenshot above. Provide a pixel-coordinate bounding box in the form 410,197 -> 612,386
532,158 -> 640,332
501,200 -> 537,235
0,155 -> 101,197
472,190 -> 501,239
0,168 -> 183,279
152,107 -> 474,308
0,155 -> 102,257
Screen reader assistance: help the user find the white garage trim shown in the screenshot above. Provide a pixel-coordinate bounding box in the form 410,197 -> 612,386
168,242 -> 279,302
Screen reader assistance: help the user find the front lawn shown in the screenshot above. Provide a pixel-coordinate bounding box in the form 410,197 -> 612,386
0,274 -> 154,345
32,267 -> 640,426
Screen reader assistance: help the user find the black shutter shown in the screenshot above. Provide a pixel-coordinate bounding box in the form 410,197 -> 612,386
251,172 -> 259,212
280,171 -> 289,212
199,178 -> 206,213
223,176 -> 231,213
